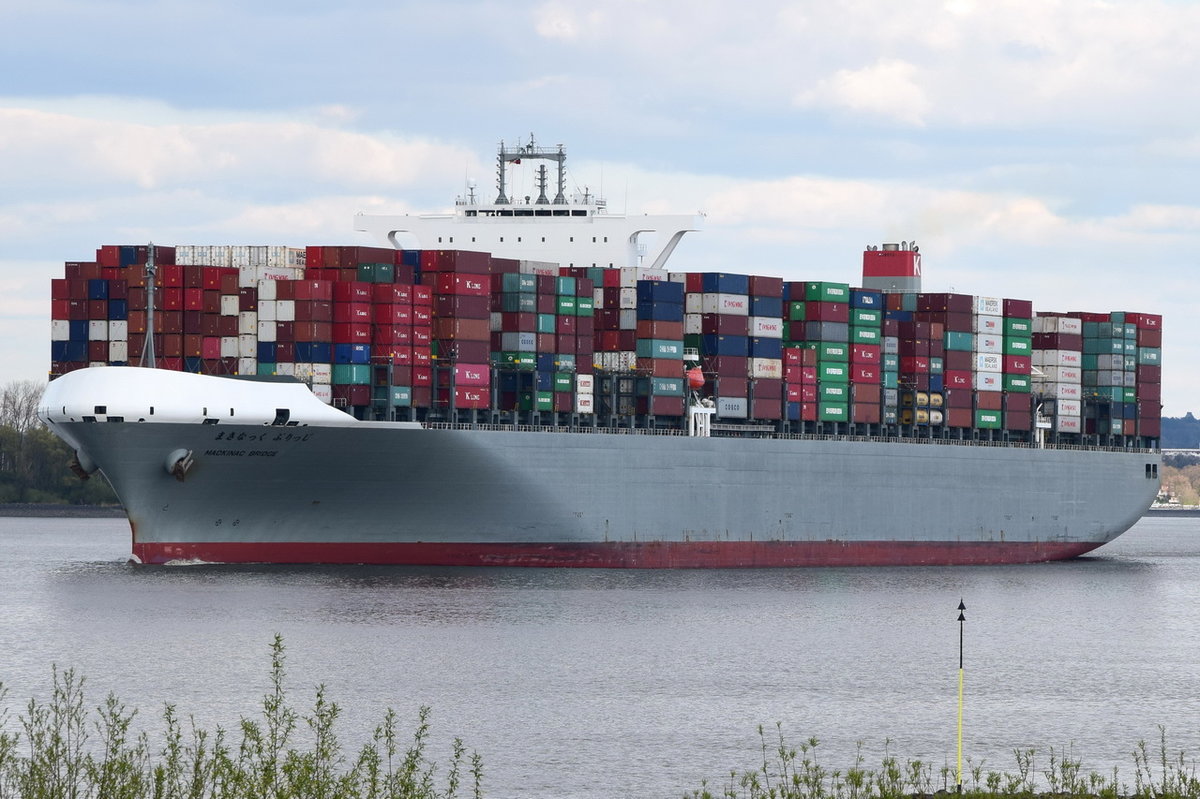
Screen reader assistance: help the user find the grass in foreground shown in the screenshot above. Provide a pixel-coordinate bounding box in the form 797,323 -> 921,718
687,723 -> 1200,799
0,634 -> 480,799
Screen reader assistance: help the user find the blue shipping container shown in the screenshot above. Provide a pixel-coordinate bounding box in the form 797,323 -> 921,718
851,289 -> 883,309
701,334 -> 750,357
257,342 -> 276,362
51,341 -> 87,362
635,301 -> 684,322
107,299 -> 128,320
749,295 -> 784,317
334,343 -> 371,364
88,279 -> 108,300
749,337 -> 783,359
700,272 -> 751,295
635,280 -> 685,305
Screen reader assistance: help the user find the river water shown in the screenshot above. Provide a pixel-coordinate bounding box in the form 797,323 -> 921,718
2,515 -> 1199,798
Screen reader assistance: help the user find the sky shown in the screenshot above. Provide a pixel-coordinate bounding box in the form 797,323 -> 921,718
2,0 -> 1198,415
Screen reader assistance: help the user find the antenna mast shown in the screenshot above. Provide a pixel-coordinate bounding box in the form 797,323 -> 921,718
139,244 -> 157,368
494,134 -> 567,205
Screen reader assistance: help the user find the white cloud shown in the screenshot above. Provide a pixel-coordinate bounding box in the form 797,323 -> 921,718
796,59 -> 930,126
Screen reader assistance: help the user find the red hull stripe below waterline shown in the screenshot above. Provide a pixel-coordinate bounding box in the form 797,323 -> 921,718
133,540 -> 1105,567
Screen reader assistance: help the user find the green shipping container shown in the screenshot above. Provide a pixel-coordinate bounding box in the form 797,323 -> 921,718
556,296 -> 577,315
574,296 -> 595,316
818,363 -> 850,383
804,342 -> 849,362
1003,336 -> 1032,356
944,331 -> 974,351
641,377 -> 685,396
975,409 -> 1002,429
1003,374 -> 1031,393
499,273 -> 537,292
1138,347 -> 1161,365
882,354 -> 899,371
851,326 -> 880,344
556,353 -> 577,370
256,363 -> 277,377
332,364 -> 371,385
805,281 -> 850,302
497,351 -> 536,369
818,402 -> 849,422
518,391 -> 554,412
819,383 -> 849,402
1004,317 -> 1032,337
929,357 -> 943,375
1123,387 -> 1137,403
851,309 -> 881,327
499,293 -> 537,313
1109,311 -> 1126,324
556,276 -> 577,296
788,301 -> 807,321
537,314 -> 556,334
636,338 -> 684,360
1083,338 -> 1123,355
390,386 -> 412,407
553,372 -> 574,392
882,372 -> 899,389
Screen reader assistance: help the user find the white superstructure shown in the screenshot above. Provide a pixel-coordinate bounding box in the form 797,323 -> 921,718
354,136 -> 702,269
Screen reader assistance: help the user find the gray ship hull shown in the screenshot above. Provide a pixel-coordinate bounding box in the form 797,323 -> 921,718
52,418 -> 1159,567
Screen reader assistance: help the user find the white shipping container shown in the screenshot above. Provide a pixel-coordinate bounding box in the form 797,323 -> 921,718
882,336 -> 899,355
108,340 -> 128,362
1055,415 -> 1082,433
976,372 -> 1002,391
220,337 -> 238,358
1035,315 -> 1083,335
684,313 -> 703,335
701,293 -> 750,316
974,296 -> 1002,316
237,357 -> 257,375
749,358 -> 782,379
108,320 -> 128,341
685,293 -> 703,314
1042,382 -> 1083,401
575,394 -> 595,414
500,332 -> 537,351
88,321 -> 108,341
974,353 -> 1002,373
617,287 -> 638,309
596,351 -> 638,372
257,279 -> 277,301
220,295 -> 240,317
293,363 -> 314,381
310,383 -> 332,404
519,260 -> 558,276
239,311 -> 259,336
1095,353 -> 1123,370
974,314 -> 1003,334
576,374 -> 595,393
311,364 -> 332,383
1033,349 -> 1082,368
1053,400 -> 1083,417
716,396 -> 748,419
975,335 -> 1003,354
619,267 -> 667,287
276,362 -> 296,377
1123,372 -> 1137,387
1037,366 -> 1081,382
750,316 -> 783,338
257,321 -> 277,343
237,335 -> 257,358
51,320 -> 71,341
275,300 -> 295,322
593,288 -> 604,309
618,309 -> 638,329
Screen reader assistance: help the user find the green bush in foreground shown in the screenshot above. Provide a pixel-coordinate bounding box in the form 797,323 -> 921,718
0,635 -> 481,799
687,722 -> 1200,799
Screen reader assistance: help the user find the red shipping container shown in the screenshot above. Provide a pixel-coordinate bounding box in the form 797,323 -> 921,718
435,272 -> 490,297
374,326 -> 412,345
291,280 -> 332,302
497,312 -> 536,332
784,347 -> 805,366
1003,355 -> 1031,374
434,250 -> 491,275
387,347 -> 413,365
556,315 -> 578,336
637,395 -> 685,417
703,314 -> 749,336
274,342 -> 295,362
900,356 -> 930,374
944,350 -> 973,371
333,302 -> 372,324
943,370 -> 973,390
333,323 -> 372,343
946,407 -> 973,428
1136,328 -> 1162,347
375,305 -> 412,325
412,366 -> 433,386
851,344 -> 880,364
296,300 -> 334,322
50,299 -> 70,320
294,322 -> 332,342
850,365 -> 879,383
373,283 -> 412,304
184,288 -> 204,311
411,386 -> 432,408
87,299 -> 107,320
751,398 -> 782,420
754,378 -> 783,400
806,301 -> 849,323
851,383 -> 881,404
786,384 -> 804,402
1126,312 -> 1162,330
918,293 -> 973,314
801,366 -> 816,384
704,356 -> 749,379
333,282 -> 373,302
1140,417 -> 1162,437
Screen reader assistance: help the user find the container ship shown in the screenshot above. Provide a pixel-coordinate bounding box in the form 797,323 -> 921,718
38,138 -> 1163,567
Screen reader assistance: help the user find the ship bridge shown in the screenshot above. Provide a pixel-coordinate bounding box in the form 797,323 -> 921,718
354,136 -> 702,270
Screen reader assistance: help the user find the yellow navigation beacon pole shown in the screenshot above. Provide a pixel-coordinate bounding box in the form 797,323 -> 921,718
957,599 -> 966,794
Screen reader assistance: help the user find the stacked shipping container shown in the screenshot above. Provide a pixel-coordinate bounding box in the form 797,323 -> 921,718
48,243 -> 1163,446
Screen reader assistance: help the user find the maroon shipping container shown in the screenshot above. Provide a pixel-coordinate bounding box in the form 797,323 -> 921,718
373,284 -> 413,304
852,404 -> 881,424
497,311 -> 536,332
700,311 -> 748,333
1137,382 -> 1162,401
1125,312 -> 1162,330
333,384 -> 371,407
751,398 -> 783,420
1003,298 -> 1034,318
704,356 -> 749,379
900,356 -> 930,374
434,294 -> 490,318
1006,394 -> 1034,414
296,300 -> 334,322
749,275 -> 784,296
239,287 -> 258,312
637,395 -> 685,416
851,383 -> 881,404
899,339 -> 930,358
753,379 -> 783,400
639,358 -> 685,378
294,322 -> 332,342
636,320 -> 683,339
852,344 -> 881,364
1136,328 -> 1162,347
1033,333 -> 1083,350
412,306 -> 433,326
434,273 -> 490,297
946,407 -> 973,428
437,340 -> 490,362
975,392 -> 1003,411
332,323 -> 372,344
918,293 -> 974,314
375,305 -> 412,325
1003,355 -> 1031,374
1140,417 -> 1162,437
850,365 -> 879,383
1137,365 -> 1161,383
715,377 -> 749,398
556,315 -> 577,335
411,386 -> 432,408
333,282 -> 373,302
806,301 -> 849,323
